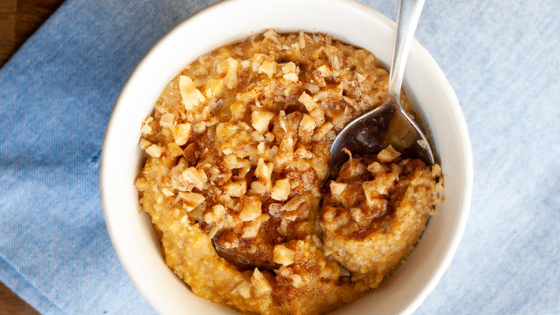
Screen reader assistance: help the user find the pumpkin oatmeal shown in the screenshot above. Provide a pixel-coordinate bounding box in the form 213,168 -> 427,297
135,29 -> 444,315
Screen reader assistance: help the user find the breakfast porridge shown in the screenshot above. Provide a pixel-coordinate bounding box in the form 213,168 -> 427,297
135,29 -> 444,315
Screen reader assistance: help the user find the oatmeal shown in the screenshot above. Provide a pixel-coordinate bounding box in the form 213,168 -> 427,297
321,148 -> 443,291
135,29 -> 444,315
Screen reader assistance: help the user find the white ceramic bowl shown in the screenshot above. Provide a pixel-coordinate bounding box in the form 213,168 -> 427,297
100,0 -> 473,314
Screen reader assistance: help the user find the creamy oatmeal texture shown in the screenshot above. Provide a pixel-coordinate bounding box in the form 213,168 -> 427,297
135,29 -> 444,315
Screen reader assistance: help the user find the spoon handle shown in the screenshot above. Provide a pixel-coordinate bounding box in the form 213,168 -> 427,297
387,0 -> 426,104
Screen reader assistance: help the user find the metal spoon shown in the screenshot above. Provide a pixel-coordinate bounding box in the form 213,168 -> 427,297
329,0 -> 434,173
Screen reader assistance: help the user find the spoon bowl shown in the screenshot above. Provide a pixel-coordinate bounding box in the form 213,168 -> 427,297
329,99 -> 435,170
329,0 -> 433,173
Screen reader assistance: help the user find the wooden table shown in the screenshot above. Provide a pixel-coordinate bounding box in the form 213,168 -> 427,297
0,1 -> 65,313
0,0 -> 64,67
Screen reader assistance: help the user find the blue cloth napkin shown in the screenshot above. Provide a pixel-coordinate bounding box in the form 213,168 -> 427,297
1,0 -> 559,314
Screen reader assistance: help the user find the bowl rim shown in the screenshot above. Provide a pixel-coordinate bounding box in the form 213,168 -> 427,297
100,0 -> 473,314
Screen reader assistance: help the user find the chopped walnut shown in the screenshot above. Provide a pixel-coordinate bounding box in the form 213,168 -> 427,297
167,143 -> 183,157
179,76 -> 205,110
140,117 -> 153,135
263,29 -> 280,44
161,188 -> 174,197
377,145 -> 401,163
251,109 -> 275,134
281,195 -> 307,212
181,167 -> 207,191
271,178 -> 291,201
224,180 -> 247,197
254,158 -> 273,190
251,269 -> 272,293
223,154 -> 251,169
251,53 -> 265,71
367,161 -> 388,175
298,30 -> 306,48
159,113 -> 174,128
329,182 -> 347,196
139,138 -> 163,157
298,92 -> 318,112
172,123 -> 191,146
282,62 -> 297,75
313,121 -> 333,141
283,73 -> 299,82
242,219 -> 261,239
298,114 -> 316,143
204,78 -> 225,98
205,204 -> 225,224
218,58 -> 239,89
258,60 -> 276,78
294,146 -> 313,159
317,65 -> 330,77
178,192 -> 205,211
145,144 -> 163,158
273,245 -> 294,266
235,281 -> 251,299
239,197 -> 262,221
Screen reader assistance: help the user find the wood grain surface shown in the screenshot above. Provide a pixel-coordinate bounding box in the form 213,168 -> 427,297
0,282 -> 39,315
1,1 -> 65,313
0,0 -> 64,67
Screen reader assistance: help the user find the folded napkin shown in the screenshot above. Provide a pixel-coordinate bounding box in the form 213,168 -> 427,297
1,0 -> 558,314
